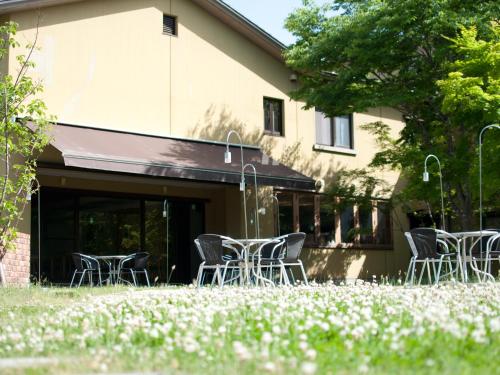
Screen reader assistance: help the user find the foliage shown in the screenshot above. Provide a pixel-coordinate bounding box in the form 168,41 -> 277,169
285,0 -> 500,229
0,284 -> 499,374
0,22 -> 51,257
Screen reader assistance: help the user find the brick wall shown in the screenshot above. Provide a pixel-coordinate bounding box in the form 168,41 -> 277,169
1,232 -> 31,286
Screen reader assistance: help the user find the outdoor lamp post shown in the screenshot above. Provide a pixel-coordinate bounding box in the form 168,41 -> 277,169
271,193 -> 280,237
423,154 -> 446,231
26,178 -> 41,284
243,163 -> 260,238
479,124 -> 500,253
224,130 -> 248,240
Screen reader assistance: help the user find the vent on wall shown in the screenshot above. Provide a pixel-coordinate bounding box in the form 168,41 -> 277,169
163,14 -> 177,36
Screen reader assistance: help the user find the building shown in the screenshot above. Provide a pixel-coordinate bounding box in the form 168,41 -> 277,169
0,0 -> 409,285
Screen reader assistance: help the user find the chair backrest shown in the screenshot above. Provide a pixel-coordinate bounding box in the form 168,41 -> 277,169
196,234 -> 224,265
133,252 -> 149,270
194,239 -> 206,261
486,231 -> 500,253
283,232 -> 306,262
468,229 -> 499,255
409,228 -> 438,259
256,239 -> 285,260
72,253 -> 98,271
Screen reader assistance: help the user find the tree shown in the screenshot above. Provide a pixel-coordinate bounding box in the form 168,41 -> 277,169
285,0 -> 499,230
0,21 -> 51,285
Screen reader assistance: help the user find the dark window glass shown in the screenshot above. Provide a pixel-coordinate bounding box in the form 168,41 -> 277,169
299,194 -> 315,242
319,196 -> 335,245
79,197 -> 141,255
278,192 -> 293,235
340,205 -> 355,243
264,97 -> 283,135
377,203 -> 391,244
359,205 -> 373,244
163,14 -> 177,36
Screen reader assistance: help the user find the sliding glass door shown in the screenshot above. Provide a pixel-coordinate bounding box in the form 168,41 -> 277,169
31,188 -> 205,285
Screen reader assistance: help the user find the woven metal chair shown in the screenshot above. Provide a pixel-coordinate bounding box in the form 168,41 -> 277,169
279,232 -> 308,286
194,234 -> 244,287
252,238 -> 286,286
404,228 -> 461,285
70,253 -> 103,287
117,252 -> 151,287
482,231 -> 500,281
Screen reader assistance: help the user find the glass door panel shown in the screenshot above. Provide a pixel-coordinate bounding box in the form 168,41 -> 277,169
79,197 -> 140,255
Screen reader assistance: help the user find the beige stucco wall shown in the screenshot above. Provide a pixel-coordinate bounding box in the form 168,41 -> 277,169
6,0 -> 410,280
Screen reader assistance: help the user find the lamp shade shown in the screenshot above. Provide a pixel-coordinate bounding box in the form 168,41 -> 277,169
423,171 -> 429,182
224,150 -> 232,164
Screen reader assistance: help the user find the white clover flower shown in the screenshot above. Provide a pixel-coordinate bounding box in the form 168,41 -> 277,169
301,361 -> 317,374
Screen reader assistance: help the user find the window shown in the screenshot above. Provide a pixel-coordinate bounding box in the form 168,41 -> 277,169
276,191 -> 392,248
163,14 -> 177,36
264,97 -> 284,136
359,205 -> 373,244
340,205 -> 355,243
278,192 -> 294,235
315,110 -> 353,149
299,194 -> 315,242
319,198 -> 335,246
376,203 -> 392,244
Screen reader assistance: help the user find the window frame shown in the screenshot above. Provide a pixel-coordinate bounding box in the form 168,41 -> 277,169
276,191 -> 392,249
315,110 -> 354,150
263,97 -> 284,136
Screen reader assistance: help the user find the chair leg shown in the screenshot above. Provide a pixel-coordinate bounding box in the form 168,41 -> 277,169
435,259 -> 443,285
144,270 -> 150,287
78,270 -> 87,288
131,271 -> 137,287
426,260 -> 433,284
196,264 -> 204,287
405,259 -> 414,285
299,261 -> 308,286
70,270 -> 78,288
417,260 -> 427,285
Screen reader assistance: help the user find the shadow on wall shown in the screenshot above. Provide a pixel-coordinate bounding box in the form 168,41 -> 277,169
300,249 -> 400,282
187,105 -> 342,183
187,106 -> 390,278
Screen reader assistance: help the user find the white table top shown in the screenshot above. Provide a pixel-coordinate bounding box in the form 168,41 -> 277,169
93,255 -> 128,260
448,230 -> 497,238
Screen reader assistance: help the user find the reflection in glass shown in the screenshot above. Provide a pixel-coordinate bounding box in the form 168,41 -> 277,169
278,192 -> 293,235
359,205 -> 373,244
319,197 -> 335,246
340,205 -> 355,243
79,197 -> 141,255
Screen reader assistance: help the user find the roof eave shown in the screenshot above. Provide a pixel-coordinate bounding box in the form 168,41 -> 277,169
0,0 -> 287,62
178,0 -> 287,62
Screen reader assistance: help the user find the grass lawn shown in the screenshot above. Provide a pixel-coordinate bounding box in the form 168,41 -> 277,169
0,283 -> 499,374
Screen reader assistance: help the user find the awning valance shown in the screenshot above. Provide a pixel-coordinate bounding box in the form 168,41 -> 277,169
36,123 -> 315,191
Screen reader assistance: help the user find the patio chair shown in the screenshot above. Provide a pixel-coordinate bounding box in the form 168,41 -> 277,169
117,252 -> 151,287
194,234 -> 244,287
70,253 -> 103,287
252,238 -> 286,286
482,231 -> 500,281
279,232 -> 308,286
404,228 -> 461,285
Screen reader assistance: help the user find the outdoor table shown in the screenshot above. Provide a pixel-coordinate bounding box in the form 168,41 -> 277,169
93,255 -> 127,285
228,238 -> 274,286
441,231 -> 497,282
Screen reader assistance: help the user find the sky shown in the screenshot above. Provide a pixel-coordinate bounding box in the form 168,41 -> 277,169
223,0 -> 330,46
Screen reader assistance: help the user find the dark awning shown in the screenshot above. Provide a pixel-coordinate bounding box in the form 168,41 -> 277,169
37,123 -> 315,191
